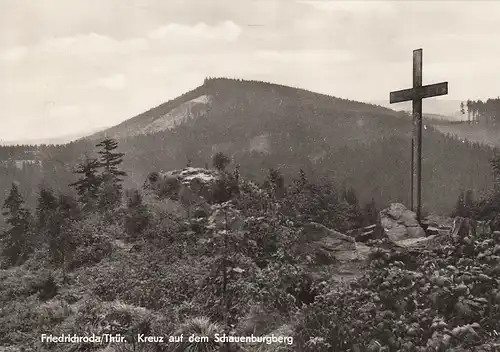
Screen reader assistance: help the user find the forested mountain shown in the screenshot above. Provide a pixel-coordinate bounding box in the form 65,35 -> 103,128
0,78 -> 497,218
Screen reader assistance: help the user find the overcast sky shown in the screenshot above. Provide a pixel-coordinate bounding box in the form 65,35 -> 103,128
1,0 -> 500,141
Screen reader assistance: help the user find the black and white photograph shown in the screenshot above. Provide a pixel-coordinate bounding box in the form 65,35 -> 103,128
1,1 -> 500,351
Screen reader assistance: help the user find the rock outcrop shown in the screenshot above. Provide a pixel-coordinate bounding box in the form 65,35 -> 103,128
296,222 -> 369,276
144,167 -> 219,200
422,214 -> 454,236
379,203 -> 426,242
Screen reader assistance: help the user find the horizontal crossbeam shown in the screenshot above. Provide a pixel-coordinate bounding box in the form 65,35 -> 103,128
390,81 -> 448,104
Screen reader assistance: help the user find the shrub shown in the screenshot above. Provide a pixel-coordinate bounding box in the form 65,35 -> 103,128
32,272 -> 58,301
65,218 -> 114,270
171,317 -> 223,352
158,176 -> 182,199
124,190 -> 151,239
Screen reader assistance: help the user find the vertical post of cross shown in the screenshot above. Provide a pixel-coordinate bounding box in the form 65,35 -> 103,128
410,138 -> 414,211
413,49 -> 423,220
390,48 -> 448,223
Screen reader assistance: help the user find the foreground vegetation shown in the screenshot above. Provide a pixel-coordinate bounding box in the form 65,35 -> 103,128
1,139 -> 500,351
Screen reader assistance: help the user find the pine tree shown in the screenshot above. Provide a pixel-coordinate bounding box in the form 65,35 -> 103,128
96,138 -> 127,182
95,138 -> 127,209
342,186 -> 363,228
466,100 -> 472,123
266,168 -> 285,199
46,195 -> 79,280
233,164 -> 240,182
363,198 -> 378,226
36,186 -> 58,230
213,152 -> 231,172
343,186 -> 359,208
69,156 -> 101,204
1,182 -> 33,266
293,168 -> 308,193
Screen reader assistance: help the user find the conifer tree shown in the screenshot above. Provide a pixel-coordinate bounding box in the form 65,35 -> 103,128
36,186 -> 58,231
293,168 -> 308,193
1,182 -> 33,266
233,164 -> 240,182
69,156 -> 101,204
363,198 -> 378,226
46,195 -> 79,280
266,168 -> 285,199
213,152 -> 231,172
95,138 -> 127,209
342,186 -> 363,228
96,138 -> 127,182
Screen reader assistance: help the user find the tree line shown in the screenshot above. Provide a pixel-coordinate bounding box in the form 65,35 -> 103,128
0,138 -> 127,268
460,98 -> 500,124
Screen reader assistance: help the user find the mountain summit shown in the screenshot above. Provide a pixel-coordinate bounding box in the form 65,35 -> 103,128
89,77 -> 406,142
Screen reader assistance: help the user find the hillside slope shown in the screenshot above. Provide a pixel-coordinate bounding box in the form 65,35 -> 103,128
0,78 -> 496,215
432,121 -> 500,148
90,78 -> 403,142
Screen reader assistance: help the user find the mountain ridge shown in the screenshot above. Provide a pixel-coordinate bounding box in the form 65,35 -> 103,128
89,77 -> 402,141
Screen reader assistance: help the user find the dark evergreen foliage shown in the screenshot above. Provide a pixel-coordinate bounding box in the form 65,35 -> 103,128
211,173 -> 240,204
69,156 -> 101,203
0,79 -> 498,221
36,187 -> 58,231
124,189 -> 150,238
1,183 -> 33,266
265,168 -> 286,199
462,97 -> 500,124
212,152 -> 231,172
96,138 -> 127,182
363,198 -> 378,226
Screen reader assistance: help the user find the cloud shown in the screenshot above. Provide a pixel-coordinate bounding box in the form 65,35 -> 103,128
1,1 -> 500,140
48,105 -> 82,118
89,74 -> 127,90
0,20 -> 241,64
148,20 -> 242,42
0,46 -> 28,62
255,49 -> 358,63
297,0 -> 395,14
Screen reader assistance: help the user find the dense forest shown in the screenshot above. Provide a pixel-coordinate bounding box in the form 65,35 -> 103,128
460,98 -> 500,124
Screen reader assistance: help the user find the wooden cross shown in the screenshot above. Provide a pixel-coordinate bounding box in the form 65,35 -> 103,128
389,48 -> 448,221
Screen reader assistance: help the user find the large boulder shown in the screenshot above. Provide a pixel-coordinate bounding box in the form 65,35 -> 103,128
379,203 -> 426,242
